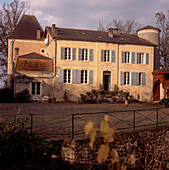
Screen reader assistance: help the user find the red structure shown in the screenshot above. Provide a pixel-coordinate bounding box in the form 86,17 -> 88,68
152,67 -> 169,100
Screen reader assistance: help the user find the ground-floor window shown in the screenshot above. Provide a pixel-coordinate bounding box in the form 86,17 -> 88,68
124,72 -> 130,85
32,82 -> 40,95
81,70 -> 88,84
64,69 -> 71,83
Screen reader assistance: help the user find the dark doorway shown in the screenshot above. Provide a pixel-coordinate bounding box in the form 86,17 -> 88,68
153,80 -> 160,100
103,71 -> 111,91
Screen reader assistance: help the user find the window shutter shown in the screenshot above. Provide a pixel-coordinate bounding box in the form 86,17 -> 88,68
120,72 -> 124,85
121,51 -> 125,63
61,47 -> 64,60
59,69 -> 64,83
111,50 -> 115,63
137,52 -> 139,64
146,53 -> 149,64
77,70 -> 81,84
78,48 -> 82,61
72,69 -> 77,84
136,72 -> 139,86
72,48 -> 76,60
132,52 -> 135,64
89,49 -> 93,61
142,72 -> 146,86
101,49 -> 104,62
132,72 -> 136,85
89,70 -> 93,84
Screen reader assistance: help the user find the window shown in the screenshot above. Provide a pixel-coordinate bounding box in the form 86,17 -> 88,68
124,72 -> 130,85
81,70 -> 88,84
61,47 -> 76,60
64,69 -> 71,83
82,49 -> 88,61
124,52 -> 130,63
138,73 -> 142,85
32,82 -> 40,95
104,50 -> 110,62
137,53 -> 145,64
41,49 -> 45,53
65,48 -> 71,60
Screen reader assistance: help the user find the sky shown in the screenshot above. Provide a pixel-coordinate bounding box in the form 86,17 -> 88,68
0,0 -> 169,30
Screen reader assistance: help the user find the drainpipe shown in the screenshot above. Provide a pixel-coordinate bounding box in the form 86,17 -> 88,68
116,43 -> 119,91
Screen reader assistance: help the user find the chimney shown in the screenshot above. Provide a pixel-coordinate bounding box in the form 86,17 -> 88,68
52,24 -> 56,32
108,28 -> 114,37
37,28 -> 41,39
114,28 -> 120,34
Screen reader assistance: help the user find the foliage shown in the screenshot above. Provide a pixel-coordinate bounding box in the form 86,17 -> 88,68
97,19 -> 143,34
15,88 -> 30,103
155,10 -> 169,68
84,114 -> 136,168
0,110 -> 61,169
161,98 -> 169,106
0,0 -> 30,81
0,87 -> 14,102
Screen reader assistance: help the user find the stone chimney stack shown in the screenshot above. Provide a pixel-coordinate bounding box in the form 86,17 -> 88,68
52,24 -> 56,33
114,28 -> 120,34
108,28 -> 114,37
37,28 -> 41,39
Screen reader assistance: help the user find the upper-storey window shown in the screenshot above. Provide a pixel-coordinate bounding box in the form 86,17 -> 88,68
101,50 -> 115,63
78,48 -> 93,61
61,47 -> 76,60
121,51 -> 135,64
137,52 -> 149,65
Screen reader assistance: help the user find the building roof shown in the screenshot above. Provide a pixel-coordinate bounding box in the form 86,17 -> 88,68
16,52 -> 53,72
46,26 -> 156,46
153,67 -> 169,74
137,25 -> 160,32
9,15 -> 44,40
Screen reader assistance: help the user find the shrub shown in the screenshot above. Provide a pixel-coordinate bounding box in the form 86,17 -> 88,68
161,98 -> 169,106
15,89 -> 30,103
0,88 -> 14,103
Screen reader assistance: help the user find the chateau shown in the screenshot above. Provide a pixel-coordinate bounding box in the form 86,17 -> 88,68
8,15 -> 160,102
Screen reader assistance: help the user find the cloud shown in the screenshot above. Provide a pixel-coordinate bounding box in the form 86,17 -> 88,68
29,0 -> 169,30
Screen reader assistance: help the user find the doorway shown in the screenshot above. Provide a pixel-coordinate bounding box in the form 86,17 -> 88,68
103,71 -> 111,91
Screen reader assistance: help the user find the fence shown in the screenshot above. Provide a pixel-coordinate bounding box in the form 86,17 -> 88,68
0,107 -> 169,140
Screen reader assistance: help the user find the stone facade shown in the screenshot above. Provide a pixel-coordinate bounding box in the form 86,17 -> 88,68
8,15 -> 160,102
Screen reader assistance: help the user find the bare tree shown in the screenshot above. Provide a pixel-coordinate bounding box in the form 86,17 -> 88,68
0,0 -> 30,87
97,18 -> 143,34
156,10 -> 169,68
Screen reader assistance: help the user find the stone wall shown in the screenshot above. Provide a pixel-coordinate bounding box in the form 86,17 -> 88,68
61,126 -> 169,169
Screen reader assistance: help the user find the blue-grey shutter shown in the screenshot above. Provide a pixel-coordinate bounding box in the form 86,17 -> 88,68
132,72 -> 136,85
89,70 -> 93,84
136,72 -> 139,86
78,48 -> 82,61
146,53 -> 149,65
142,72 -> 146,86
59,69 -> 64,83
89,49 -> 93,61
120,72 -> 124,85
77,70 -> 81,84
121,51 -> 125,63
132,52 -> 135,64
101,49 -> 104,62
72,69 -> 77,84
111,50 -> 115,63
137,52 -> 139,64
61,47 -> 64,60
72,48 -> 76,60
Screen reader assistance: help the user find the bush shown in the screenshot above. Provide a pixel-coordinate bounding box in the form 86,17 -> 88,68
161,98 -> 169,106
0,88 -> 14,103
15,89 -> 30,103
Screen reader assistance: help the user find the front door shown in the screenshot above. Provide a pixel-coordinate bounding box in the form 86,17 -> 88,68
103,71 -> 111,91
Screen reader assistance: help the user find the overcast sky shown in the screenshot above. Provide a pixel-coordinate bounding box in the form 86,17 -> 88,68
1,0 -> 169,30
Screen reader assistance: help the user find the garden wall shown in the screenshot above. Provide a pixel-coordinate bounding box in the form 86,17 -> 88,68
61,126 -> 169,169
